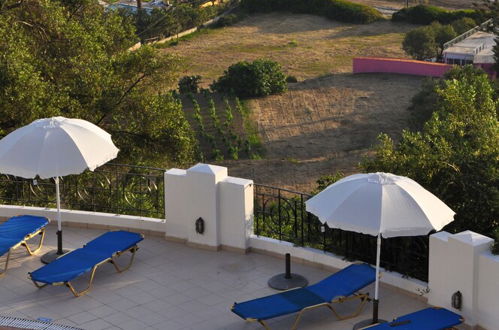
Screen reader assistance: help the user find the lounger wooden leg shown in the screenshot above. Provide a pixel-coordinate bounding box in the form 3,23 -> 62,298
291,309 -> 306,330
31,279 -> 49,289
65,265 -> 99,297
258,320 -> 271,330
21,229 -> 46,255
109,246 -> 138,273
0,250 -> 12,277
329,293 -> 370,320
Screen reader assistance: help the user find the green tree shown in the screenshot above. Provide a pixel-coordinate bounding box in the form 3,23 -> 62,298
408,66 -> 492,130
402,26 -> 437,60
451,17 -> 477,34
0,0 -> 196,166
431,22 -> 457,59
362,67 -> 499,236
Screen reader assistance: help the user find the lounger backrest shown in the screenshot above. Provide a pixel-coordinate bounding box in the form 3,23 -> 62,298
0,215 -> 48,240
307,263 -> 376,301
83,231 -> 143,255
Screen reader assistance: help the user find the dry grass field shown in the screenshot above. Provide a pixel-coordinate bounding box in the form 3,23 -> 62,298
163,14 -> 427,192
164,14 -> 416,84
221,73 -> 424,192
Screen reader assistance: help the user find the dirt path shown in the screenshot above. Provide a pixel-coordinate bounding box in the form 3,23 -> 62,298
219,73 -> 424,192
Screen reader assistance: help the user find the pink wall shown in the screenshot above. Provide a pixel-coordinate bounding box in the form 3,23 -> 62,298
353,57 -> 453,77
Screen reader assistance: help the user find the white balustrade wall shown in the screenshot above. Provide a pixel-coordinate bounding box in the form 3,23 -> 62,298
1,163 -> 498,329
428,231 -> 499,329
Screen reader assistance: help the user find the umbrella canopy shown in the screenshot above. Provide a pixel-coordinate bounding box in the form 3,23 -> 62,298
305,172 -> 455,324
0,117 -> 119,179
0,117 -> 119,261
305,172 -> 455,238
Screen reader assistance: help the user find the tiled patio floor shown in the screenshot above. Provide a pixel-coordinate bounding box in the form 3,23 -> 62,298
0,225 -> 463,330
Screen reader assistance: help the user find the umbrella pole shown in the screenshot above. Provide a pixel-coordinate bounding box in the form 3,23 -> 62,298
373,233 -> 381,323
55,177 -> 63,255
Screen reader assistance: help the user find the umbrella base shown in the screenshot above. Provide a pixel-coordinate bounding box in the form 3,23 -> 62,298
41,249 -> 71,264
268,273 -> 308,290
352,318 -> 388,329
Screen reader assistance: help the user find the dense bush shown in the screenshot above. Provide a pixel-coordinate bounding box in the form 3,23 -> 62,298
211,59 -> 287,98
392,5 -> 482,25
241,0 -> 384,24
451,17 -> 477,34
214,14 -> 240,27
178,75 -> 202,94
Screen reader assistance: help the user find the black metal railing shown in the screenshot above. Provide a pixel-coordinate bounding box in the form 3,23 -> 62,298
0,163 -> 166,219
254,183 -> 430,282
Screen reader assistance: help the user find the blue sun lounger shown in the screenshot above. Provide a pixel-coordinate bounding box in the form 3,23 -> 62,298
232,263 -> 376,329
0,215 -> 49,277
359,307 -> 463,329
29,230 -> 144,296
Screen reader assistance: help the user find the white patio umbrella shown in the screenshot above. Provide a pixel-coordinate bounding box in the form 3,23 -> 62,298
305,172 -> 455,325
0,117 -> 119,263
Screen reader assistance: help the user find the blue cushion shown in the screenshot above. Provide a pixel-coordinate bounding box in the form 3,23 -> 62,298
0,215 -> 48,240
29,248 -> 109,283
367,307 -> 462,329
0,238 -> 21,256
232,263 -> 375,321
0,215 -> 48,256
29,231 -> 143,284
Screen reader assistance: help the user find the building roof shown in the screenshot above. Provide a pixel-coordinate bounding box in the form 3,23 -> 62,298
444,31 -> 496,64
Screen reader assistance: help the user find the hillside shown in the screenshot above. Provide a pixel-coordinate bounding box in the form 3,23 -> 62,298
163,13 -> 425,193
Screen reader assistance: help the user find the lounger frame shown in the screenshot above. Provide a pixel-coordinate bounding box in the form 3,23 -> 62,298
232,290 -> 370,330
0,227 -> 46,277
30,244 -> 139,297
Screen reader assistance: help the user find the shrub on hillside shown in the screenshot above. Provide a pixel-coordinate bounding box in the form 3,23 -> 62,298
211,59 -> 287,98
392,5 -> 482,25
179,75 -> 202,94
214,14 -> 240,27
241,0 -> 383,24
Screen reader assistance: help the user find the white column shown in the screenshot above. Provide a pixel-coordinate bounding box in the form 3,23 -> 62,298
428,230 -> 494,326
164,168 -> 189,241
185,164 -> 227,248
219,176 -> 253,251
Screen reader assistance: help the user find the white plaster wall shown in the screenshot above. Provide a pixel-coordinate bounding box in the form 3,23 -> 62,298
219,177 -> 253,250
428,231 -> 496,328
428,232 -> 455,310
476,252 -> 499,329
185,164 -> 227,248
249,235 -> 428,296
0,204 -> 165,232
164,168 -> 189,239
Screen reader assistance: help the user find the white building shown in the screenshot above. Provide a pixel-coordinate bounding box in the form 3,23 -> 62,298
443,31 -> 495,67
